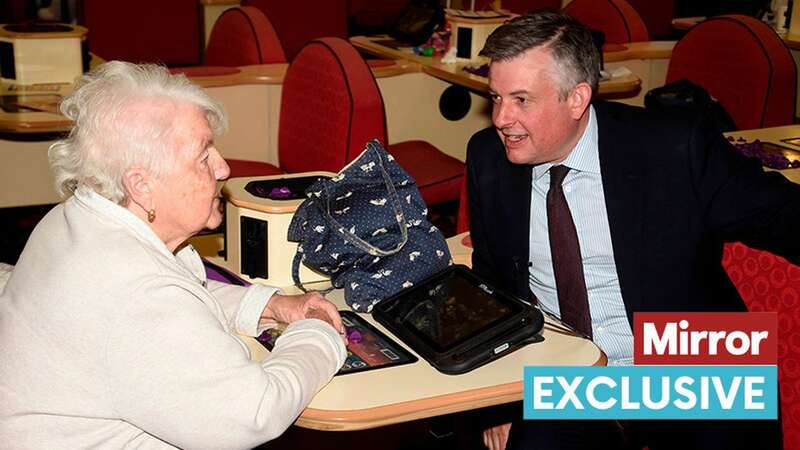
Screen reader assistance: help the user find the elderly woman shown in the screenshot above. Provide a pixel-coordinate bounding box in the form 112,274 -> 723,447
0,62 -> 347,449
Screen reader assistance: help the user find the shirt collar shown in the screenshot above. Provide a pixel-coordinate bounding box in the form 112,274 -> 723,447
73,185 -> 175,259
73,186 -> 208,285
533,105 -> 599,180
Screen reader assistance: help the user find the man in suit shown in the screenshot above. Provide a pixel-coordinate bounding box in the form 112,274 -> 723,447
468,11 -> 799,450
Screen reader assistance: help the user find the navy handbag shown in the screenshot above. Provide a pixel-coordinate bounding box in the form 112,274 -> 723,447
287,140 -> 452,312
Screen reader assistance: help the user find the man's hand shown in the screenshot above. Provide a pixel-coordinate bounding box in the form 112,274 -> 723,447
483,423 -> 512,450
262,292 -> 345,336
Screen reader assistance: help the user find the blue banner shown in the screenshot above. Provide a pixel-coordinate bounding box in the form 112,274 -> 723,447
523,365 -> 777,420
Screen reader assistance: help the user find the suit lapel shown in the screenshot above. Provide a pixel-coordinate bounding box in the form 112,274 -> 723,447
506,161 -> 533,290
595,103 -> 645,322
508,165 -> 531,258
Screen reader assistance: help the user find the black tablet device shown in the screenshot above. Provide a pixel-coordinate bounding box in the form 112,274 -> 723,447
256,310 -> 417,375
373,265 -> 544,375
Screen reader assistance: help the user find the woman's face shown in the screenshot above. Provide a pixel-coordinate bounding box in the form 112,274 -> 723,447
150,103 -> 230,250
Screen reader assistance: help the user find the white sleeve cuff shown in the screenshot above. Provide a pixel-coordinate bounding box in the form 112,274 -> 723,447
280,318 -> 348,367
234,284 -> 283,336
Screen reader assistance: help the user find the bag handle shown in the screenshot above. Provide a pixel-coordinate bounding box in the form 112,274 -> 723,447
322,142 -> 408,257
291,142 -> 409,293
291,248 -> 336,294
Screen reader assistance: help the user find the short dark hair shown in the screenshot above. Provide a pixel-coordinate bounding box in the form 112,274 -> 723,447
480,11 -> 600,98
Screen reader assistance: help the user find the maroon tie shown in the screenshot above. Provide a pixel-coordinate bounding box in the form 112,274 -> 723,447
547,165 -> 592,339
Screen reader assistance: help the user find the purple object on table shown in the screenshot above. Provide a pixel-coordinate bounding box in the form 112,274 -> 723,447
347,329 -> 363,344
463,64 -> 489,78
729,138 -> 800,170
268,186 -> 293,199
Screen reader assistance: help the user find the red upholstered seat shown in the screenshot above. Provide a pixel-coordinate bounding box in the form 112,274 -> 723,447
205,6 -> 286,67
563,0 -> 649,44
722,243 -> 800,450
388,140 -> 464,206
279,37 -> 463,206
243,0 -> 349,61
80,0 -> 202,66
666,15 -> 797,130
279,39 -> 385,174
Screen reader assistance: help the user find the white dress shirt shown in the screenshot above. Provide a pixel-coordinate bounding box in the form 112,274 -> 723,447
528,106 -> 634,365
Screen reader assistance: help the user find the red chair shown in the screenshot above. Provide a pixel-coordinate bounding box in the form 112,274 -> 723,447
563,0 -> 649,44
205,6 -> 286,67
243,0 -> 349,61
723,243 -> 800,450
665,15 -> 796,130
80,0 -> 202,66
279,38 -> 464,206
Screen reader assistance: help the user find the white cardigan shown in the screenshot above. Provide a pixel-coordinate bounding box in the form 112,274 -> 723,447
0,187 -> 346,449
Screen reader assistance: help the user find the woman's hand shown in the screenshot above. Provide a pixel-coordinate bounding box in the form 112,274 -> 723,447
483,423 -> 512,450
262,292 -> 345,335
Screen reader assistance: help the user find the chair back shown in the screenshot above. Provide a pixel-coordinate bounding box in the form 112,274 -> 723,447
243,0 -> 349,60
205,6 -> 286,66
80,0 -> 202,66
563,0 -> 649,44
278,37 -> 388,173
666,15 -> 796,130
722,243 -> 800,450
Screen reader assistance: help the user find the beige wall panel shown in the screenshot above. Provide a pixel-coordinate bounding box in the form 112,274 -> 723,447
605,57 -> 669,107
206,83 -> 281,166
0,139 -> 59,207
378,72 -> 492,162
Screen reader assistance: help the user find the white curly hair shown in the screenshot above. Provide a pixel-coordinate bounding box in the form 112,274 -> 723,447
48,61 -> 228,204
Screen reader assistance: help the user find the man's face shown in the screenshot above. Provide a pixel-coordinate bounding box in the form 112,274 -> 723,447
488,46 -> 585,165
151,103 -> 230,247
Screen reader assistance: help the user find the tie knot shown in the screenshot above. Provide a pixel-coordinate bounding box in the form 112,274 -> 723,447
549,165 -> 570,189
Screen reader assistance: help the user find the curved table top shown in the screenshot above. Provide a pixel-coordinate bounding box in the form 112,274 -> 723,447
224,232 -> 605,431
242,285 -> 604,431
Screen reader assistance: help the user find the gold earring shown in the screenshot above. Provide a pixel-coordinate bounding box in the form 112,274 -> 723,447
147,209 -> 156,223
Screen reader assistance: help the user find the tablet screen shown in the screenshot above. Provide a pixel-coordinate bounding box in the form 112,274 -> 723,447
379,268 -> 524,352
256,311 -> 417,375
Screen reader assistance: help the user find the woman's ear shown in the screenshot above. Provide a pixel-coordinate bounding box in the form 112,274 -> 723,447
122,167 -> 153,208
